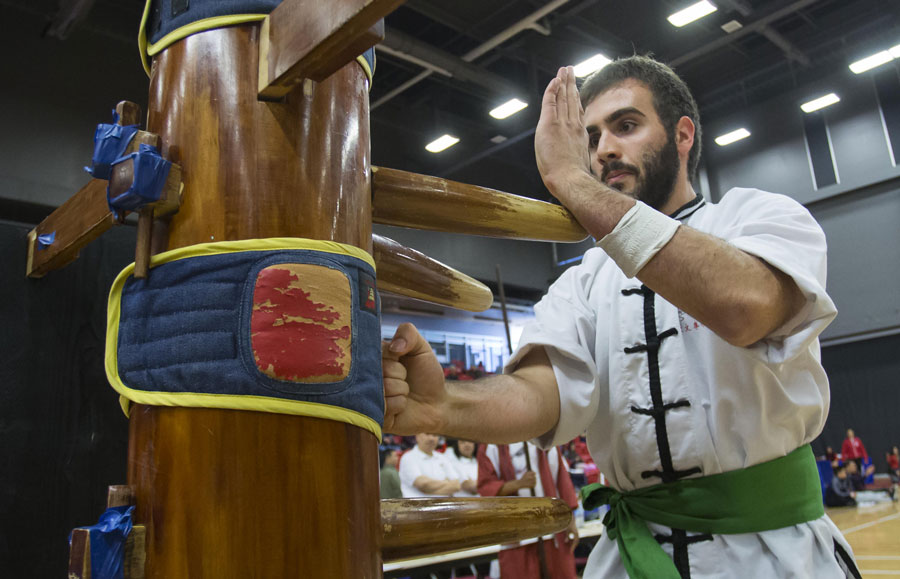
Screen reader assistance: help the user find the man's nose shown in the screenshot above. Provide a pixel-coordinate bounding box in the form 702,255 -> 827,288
594,133 -> 622,165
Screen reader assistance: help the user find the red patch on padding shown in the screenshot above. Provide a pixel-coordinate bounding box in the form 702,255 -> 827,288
251,264 -> 351,382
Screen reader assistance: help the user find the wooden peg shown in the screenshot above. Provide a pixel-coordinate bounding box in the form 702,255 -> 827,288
25,102 -> 167,278
373,234 -> 494,312
68,528 -> 92,579
381,497 -> 571,561
115,101 -> 142,126
107,485 -> 135,508
258,0 -> 403,100
371,166 -> 588,242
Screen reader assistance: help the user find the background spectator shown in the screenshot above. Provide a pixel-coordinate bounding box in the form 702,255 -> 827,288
841,428 -> 868,471
379,447 -> 402,499
887,446 -> 899,485
398,433 -> 460,498
446,439 -> 479,497
825,464 -> 856,507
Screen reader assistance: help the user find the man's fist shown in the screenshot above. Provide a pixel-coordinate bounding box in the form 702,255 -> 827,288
382,323 -> 448,435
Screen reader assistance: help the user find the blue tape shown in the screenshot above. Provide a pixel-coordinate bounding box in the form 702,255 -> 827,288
85,110 -> 140,180
70,505 -> 134,579
37,231 -> 56,250
106,144 -> 172,219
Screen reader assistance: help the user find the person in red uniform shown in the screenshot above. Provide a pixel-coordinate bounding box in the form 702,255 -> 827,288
887,446 -> 899,485
477,442 -> 579,579
841,428 -> 868,471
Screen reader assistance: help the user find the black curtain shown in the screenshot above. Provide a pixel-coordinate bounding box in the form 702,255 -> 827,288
0,221 -> 135,577
814,333 -> 900,473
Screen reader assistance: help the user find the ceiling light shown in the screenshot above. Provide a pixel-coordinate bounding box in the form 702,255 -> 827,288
490,135 -> 508,144
573,53 -> 611,78
890,44 -> 900,58
668,1 -> 717,27
849,50 -> 893,74
721,20 -> 743,33
801,93 -> 840,113
715,128 -> 751,146
490,98 -> 528,119
425,134 -> 460,153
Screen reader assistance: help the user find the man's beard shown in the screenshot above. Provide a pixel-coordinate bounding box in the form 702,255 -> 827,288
601,133 -> 681,211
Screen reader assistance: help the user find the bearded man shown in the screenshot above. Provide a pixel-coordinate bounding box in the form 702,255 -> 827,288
382,56 -> 858,578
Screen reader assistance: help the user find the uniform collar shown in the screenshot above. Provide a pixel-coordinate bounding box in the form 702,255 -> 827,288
668,193 -> 706,221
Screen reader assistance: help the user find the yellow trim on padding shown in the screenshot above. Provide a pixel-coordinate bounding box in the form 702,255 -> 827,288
142,237 -> 376,270
138,0 -> 376,87
105,237 -> 380,440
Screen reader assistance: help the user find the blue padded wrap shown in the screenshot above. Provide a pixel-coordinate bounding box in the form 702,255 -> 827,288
147,0 -> 280,44
106,144 -> 171,219
85,111 -> 139,180
115,249 -> 383,429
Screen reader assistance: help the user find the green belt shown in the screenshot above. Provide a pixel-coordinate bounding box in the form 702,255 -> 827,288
581,444 -> 824,579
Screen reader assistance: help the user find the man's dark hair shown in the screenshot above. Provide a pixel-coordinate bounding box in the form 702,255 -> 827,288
580,55 -> 702,181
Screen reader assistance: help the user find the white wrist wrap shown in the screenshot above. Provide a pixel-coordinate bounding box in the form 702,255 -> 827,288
596,201 -> 681,278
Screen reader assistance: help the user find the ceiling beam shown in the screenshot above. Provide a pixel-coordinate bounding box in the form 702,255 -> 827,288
670,0 -> 821,68
379,27 -> 525,98
714,0 -> 810,66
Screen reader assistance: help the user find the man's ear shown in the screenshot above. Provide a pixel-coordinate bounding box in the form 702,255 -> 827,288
675,116 -> 695,158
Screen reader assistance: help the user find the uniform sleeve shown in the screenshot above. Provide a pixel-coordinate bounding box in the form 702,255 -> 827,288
505,264 -> 601,450
477,444 -> 506,497
398,452 -> 422,490
717,189 -> 837,363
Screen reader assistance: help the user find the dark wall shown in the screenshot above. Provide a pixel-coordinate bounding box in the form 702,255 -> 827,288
703,66 -> 900,343
0,222 -> 135,577
815,333 -> 900,474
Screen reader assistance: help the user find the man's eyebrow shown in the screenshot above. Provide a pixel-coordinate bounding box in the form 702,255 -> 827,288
586,107 -> 647,134
606,107 -> 646,124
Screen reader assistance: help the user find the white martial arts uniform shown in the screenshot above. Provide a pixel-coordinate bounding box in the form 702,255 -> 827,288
508,189 -> 859,578
398,445 -> 459,498
448,452 -> 479,497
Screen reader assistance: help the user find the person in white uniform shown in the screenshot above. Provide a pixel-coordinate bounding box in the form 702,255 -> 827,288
398,433 -> 461,498
382,56 -> 858,578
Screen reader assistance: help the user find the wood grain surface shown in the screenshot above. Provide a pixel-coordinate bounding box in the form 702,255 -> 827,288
373,234 -> 494,312
371,166 -> 588,242
129,406 -> 380,577
150,26 -> 372,250
381,497 -> 573,561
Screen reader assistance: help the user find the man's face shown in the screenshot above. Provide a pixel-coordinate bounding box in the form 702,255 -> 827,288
584,80 -> 681,211
458,440 -> 476,458
386,450 -> 400,468
416,433 -> 439,454
847,429 -> 854,438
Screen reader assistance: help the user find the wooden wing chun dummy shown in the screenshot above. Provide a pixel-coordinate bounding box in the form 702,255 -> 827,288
50,1 -> 587,576
122,1 -> 383,576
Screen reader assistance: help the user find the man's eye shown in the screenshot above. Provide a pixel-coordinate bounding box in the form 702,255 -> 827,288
588,134 -> 599,148
620,121 -> 636,133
